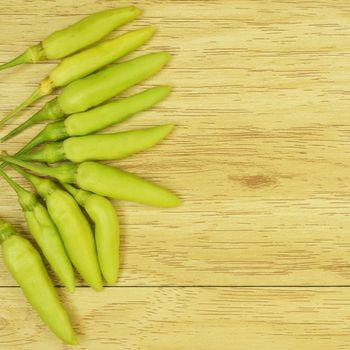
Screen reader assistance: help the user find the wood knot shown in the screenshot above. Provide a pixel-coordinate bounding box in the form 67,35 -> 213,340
239,175 -> 277,189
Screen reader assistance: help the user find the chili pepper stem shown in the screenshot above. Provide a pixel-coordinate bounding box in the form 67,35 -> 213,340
1,155 -> 50,175
0,153 -> 35,178
0,44 -> 45,72
0,122 -> 68,170
61,183 -> 91,208
0,220 -> 16,244
11,164 -> 56,200
0,162 -> 7,171
1,154 -> 76,183
0,52 -> 28,71
0,87 -> 48,127
0,122 -> 66,171
0,167 -> 23,195
0,159 -> 23,173
12,130 -> 48,159
1,98 -> 62,143
18,138 -> 44,157
0,166 -> 38,212
0,150 -> 14,172
18,142 -> 63,163
1,111 -> 44,142
7,162 -> 30,181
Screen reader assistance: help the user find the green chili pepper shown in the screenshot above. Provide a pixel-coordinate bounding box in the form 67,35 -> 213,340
19,124 -> 174,163
8,165 -> 103,291
1,52 -> 170,141
62,183 -> 119,284
15,86 -> 172,157
0,219 -> 77,344
1,27 -> 155,124
0,168 -> 75,292
2,156 -> 181,208
0,6 -> 140,71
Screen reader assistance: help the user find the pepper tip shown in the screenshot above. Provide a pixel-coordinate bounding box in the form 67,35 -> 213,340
130,6 -> 142,17
66,335 -> 78,345
92,284 -> 104,292
67,285 -> 76,294
173,197 -> 183,207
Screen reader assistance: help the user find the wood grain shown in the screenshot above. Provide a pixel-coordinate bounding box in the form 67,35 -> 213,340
1,0 -> 350,286
1,287 -> 350,350
0,0 -> 350,348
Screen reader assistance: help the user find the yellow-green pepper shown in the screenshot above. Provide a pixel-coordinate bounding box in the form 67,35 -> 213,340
14,86 -> 171,157
0,6 -> 140,70
0,168 -> 75,292
1,52 -> 170,141
0,219 -> 77,344
63,183 -> 120,284
3,156 -> 181,208
1,27 -> 155,124
9,166 -> 103,291
19,124 -> 174,163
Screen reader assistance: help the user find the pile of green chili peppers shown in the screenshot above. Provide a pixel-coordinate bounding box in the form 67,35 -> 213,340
0,6 -> 181,344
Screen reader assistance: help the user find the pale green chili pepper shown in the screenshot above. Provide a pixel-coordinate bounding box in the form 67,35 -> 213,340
1,27 -> 155,124
0,168 -> 75,292
62,183 -> 119,284
8,165 -> 103,291
15,86 -> 172,157
0,6 -> 140,71
2,156 -> 181,208
19,124 -> 174,163
1,52 -> 170,141
0,219 -> 77,344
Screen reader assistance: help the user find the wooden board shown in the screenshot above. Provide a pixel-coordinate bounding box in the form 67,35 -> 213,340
1,0 -> 350,348
1,287 -> 350,350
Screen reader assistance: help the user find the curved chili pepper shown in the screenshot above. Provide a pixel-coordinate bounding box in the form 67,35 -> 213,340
2,156 -> 181,208
0,219 -> 77,344
1,27 -> 155,124
62,183 -> 120,284
14,86 -> 171,157
19,124 -> 174,163
0,6 -> 140,71
0,168 -> 75,292
1,52 -> 170,141
9,165 -> 103,291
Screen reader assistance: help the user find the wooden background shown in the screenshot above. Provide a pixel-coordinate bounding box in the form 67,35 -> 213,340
1,0 -> 350,348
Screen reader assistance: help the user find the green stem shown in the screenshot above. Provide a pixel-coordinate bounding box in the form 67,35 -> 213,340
10,164 -> 55,201
0,51 -> 29,71
0,131 -> 36,170
0,87 -> 47,127
1,155 -> 54,176
0,44 -> 45,72
1,155 -> 77,183
0,167 -> 25,195
0,97 -> 63,142
1,111 -> 46,142
0,134 -> 46,170
16,133 -> 47,156
0,120 -> 67,170
6,162 -> 31,182
9,163 -> 53,199
0,166 -> 37,210
0,219 -> 16,244
61,183 -> 90,207
16,121 -> 68,157
18,142 -> 64,163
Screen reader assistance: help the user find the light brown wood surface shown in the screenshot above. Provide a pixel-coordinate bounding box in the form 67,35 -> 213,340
2,287 -> 350,350
1,0 -> 350,348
